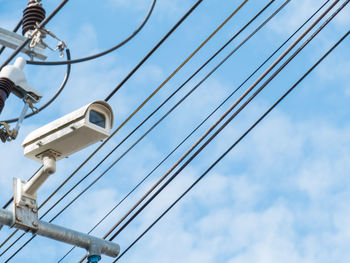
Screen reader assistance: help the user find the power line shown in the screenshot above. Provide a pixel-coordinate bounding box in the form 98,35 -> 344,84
46,0 -> 271,238
56,0 -> 281,260
114,30 -> 350,262
0,48 -> 72,124
0,0 -> 247,259
79,0 -> 331,248
6,0 -> 342,258
107,0 -> 346,242
104,0 -> 203,101
1,0 -> 203,214
39,0 -> 247,221
0,0 -> 204,251
73,0 -> 293,256
26,0 -> 157,66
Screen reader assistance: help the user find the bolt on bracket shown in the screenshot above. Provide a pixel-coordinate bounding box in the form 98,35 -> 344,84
13,178 -> 39,232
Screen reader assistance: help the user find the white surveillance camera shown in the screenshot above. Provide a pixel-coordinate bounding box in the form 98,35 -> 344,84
22,100 -> 114,163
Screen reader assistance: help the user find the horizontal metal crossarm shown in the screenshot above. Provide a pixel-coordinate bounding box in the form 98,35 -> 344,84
0,27 -> 47,60
0,208 -> 120,259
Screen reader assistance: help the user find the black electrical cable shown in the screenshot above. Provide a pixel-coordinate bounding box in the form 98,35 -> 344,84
3,0 -> 338,257
0,49 -> 71,124
0,0 -> 70,69
58,0 -> 281,260
107,0 -> 347,242
2,0 -> 344,260
104,0 -> 203,101
74,0 -> 332,248
26,0 -> 157,66
1,0 -> 203,232
1,0 -> 332,258
0,0 -> 204,246
0,19 -> 23,56
0,0 -> 221,257
44,0 -> 277,232
114,31 -> 350,262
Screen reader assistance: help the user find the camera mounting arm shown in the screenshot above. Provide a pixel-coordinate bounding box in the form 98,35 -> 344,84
0,101 -> 119,261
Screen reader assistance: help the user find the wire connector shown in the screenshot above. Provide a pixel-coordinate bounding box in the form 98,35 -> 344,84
29,26 -> 67,58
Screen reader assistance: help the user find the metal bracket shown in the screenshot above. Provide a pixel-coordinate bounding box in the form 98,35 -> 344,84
29,25 -> 67,58
0,121 -> 15,142
0,27 -> 47,60
13,178 -> 39,232
0,96 -> 34,143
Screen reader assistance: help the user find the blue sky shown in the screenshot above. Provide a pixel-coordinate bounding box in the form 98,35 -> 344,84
0,0 -> 350,262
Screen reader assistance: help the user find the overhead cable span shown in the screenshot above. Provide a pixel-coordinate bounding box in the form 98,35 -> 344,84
114,31 -> 350,262
58,0 -> 278,261
75,0 -> 330,253
106,0 -> 347,243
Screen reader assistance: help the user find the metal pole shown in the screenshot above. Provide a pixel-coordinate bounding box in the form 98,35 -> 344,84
0,208 -> 120,259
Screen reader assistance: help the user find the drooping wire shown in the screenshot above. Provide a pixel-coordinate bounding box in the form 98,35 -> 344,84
3,0 -> 347,260
57,0 -> 280,261
0,19 -> 23,56
0,0 -> 203,254
26,0 -> 157,66
0,0 -> 195,212
38,0 -> 258,235
38,0 -> 247,220
67,2 -> 293,261
76,0 -> 331,250
107,0 -> 346,242
0,0 -> 70,69
0,48 -> 71,124
114,31 -> 350,262
1,0 -> 203,213
0,0 -> 246,258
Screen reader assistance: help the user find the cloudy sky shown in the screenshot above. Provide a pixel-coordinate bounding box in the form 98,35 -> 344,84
0,0 -> 350,262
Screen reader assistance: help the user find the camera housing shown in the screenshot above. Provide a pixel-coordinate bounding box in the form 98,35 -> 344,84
22,100 -> 114,163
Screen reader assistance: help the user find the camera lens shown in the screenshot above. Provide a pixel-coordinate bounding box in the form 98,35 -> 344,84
0,78 -> 14,114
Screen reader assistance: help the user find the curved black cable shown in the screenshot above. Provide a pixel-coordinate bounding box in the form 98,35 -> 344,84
1,0 -> 279,259
43,0 -> 277,230
2,1 -> 349,262
26,0 -> 156,66
0,49 -> 71,124
0,0 -> 205,257
2,0 -> 346,260
107,0 -> 346,242
0,19 -> 23,56
114,31 -> 350,262
57,0 -> 280,260
0,0 -> 203,253
77,0 -> 332,246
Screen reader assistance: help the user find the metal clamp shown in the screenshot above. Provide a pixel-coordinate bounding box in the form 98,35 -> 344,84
0,96 -> 37,143
13,178 -> 39,232
29,25 -> 67,57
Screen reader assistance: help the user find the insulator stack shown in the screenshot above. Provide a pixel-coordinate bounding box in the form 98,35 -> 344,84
22,1 -> 46,36
0,78 -> 14,114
